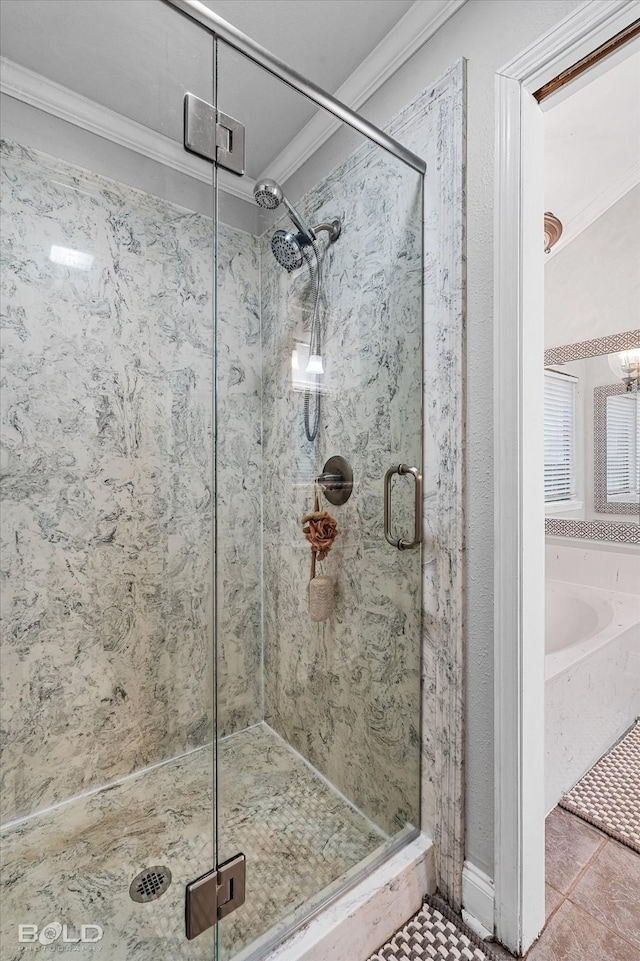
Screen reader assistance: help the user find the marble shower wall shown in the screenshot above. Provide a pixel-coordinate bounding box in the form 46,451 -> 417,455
395,62 -> 465,908
260,137 -> 424,835
260,61 -> 465,897
215,225 -> 263,736
0,139 -> 261,823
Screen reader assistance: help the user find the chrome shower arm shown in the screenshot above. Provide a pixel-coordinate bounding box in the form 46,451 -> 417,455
312,220 -> 341,243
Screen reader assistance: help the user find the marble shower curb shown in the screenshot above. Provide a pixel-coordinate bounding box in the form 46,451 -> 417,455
255,834 -> 436,961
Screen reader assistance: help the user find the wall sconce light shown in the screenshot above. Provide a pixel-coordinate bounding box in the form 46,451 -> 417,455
544,212 -> 563,253
608,348 -> 640,391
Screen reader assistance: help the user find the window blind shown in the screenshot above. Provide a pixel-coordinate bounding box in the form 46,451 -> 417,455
544,370 -> 577,503
606,393 -> 640,497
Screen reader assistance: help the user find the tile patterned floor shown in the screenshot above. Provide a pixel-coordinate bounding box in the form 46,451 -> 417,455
216,725 -> 387,959
0,724 -> 387,961
483,806 -> 640,961
528,806 -> 640,961
383,805 -> 640,961
368,806 -> 640,961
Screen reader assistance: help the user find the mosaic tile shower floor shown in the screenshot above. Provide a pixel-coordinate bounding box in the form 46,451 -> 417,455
0,724 -> 386,960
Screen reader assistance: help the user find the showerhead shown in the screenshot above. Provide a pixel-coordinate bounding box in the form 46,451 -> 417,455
253,177 -> 315,241
271,229 -> 306,272
253,178 -> 283,211
254,178 -> 341,273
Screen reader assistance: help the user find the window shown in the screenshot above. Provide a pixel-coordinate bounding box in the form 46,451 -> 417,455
606,392 -> 640,498
544,370 -> 577,502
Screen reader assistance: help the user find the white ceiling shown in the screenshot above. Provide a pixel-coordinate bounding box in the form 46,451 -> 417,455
544,42 -> 640,255
202,0 -> 416,90
0,0 -> 418,181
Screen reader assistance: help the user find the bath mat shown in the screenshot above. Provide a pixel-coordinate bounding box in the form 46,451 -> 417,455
368,894 -> 501,961
559,720 -> 640,854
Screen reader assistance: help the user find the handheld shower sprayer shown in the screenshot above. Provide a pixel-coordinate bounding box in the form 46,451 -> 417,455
253,178 -> 342,443
252,178 -> 340,272
253,178 -> 315,239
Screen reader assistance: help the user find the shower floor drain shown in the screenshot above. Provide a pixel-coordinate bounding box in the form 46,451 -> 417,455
129,866 -> 172,903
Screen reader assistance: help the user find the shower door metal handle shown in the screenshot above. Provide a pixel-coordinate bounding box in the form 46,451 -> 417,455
384,465 -> 423,551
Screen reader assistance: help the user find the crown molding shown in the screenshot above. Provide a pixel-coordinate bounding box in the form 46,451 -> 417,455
0,57 -> 255,203
546,160 -> 640,258
1,0 -> 467,201
498,0 -> 640,88
261,0 -> 467,185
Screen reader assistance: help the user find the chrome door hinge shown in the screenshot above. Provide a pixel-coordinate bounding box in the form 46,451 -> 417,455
184,93 -> 245,176
185,853 -> 246,940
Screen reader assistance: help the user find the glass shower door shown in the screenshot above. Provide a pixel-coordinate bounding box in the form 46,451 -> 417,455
0,3 -> 217,958
213,39 -> 424,961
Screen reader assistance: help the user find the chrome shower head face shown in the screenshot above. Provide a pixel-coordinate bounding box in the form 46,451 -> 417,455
271,229 -> 305,272
253,178 -> 283,210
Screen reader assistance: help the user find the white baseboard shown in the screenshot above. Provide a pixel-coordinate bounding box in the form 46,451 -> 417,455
462,860 -> 495,937
462,910 -> 492,941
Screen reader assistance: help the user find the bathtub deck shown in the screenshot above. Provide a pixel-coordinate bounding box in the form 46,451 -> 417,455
545,576 -> 640,813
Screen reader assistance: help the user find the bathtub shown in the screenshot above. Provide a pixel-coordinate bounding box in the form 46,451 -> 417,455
545,542 -> 640,813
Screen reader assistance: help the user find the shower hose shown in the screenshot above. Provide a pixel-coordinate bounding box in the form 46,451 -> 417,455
303,238 -> 322,443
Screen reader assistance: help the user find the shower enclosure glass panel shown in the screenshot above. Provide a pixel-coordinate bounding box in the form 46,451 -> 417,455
214,41 -> 423,961
1,1 -> 424,955
0,3 -> 216,958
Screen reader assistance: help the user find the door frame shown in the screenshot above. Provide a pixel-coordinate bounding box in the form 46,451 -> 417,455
493,0 -> 640,953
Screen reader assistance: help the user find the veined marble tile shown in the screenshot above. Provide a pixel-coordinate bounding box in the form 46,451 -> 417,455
0,139 -> 261,822
259,61 -> 466,900
387,62 -> 467,906
215,225 -> 263,736
260,130 -> 423,836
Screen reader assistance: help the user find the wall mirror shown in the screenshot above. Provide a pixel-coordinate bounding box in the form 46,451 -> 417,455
594,384 -> 639,514
543,332 -> 640,543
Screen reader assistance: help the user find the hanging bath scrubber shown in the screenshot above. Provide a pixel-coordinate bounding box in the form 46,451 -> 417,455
308,571 -> 334,622
301,484 -> 339,622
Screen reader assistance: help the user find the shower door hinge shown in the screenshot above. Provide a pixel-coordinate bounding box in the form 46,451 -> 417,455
185,853 -> 246,940
184,93 -> 245,176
